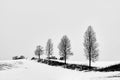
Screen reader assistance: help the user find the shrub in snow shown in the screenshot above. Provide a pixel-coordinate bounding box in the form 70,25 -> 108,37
12,55 -> 25,60
31,57 -> 37,60
47,56 -> 57,60
59,57 -> 65,60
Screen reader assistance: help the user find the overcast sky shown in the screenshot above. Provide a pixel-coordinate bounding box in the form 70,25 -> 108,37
0,0 -> 120,61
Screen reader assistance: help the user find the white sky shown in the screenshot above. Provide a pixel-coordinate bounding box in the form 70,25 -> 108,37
0,0 -> 120,61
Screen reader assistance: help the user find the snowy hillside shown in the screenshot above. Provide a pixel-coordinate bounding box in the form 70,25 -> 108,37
0,59 -> 120,80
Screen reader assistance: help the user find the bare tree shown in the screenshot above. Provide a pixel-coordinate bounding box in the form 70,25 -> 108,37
35,45 -> 44,60
83,26 -> 99,68
46,39 -> 53,60
58,35 -> 73,65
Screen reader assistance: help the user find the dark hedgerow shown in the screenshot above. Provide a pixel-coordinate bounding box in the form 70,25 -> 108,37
37,58 -> 97,71
96,63 -> 120,72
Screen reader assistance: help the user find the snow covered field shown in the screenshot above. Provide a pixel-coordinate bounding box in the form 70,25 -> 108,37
0,59 -> 120,80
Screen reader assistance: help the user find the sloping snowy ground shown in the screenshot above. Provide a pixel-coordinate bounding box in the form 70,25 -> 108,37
0,59 -> 120,80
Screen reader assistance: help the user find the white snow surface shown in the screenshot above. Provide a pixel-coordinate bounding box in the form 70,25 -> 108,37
0,59 -> 120,80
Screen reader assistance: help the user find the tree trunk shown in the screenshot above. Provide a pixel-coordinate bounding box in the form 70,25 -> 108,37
64,52 -> 66,68
89,34 -> 92,70
89,48 -> 91,70
48,53 -> 50,65
38,55 -> 40,61
89,56 -> 91,68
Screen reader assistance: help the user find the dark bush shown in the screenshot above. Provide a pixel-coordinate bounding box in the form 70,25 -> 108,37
59,57 -> 65,60
12,56 -> 18,60
12,55 -> 25,60
19,55 -> 25,59
47,56 -> 57,60
97,64 -> 120,72
31,57 -> 37,60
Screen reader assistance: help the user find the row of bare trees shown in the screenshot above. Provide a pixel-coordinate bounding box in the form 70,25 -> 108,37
34,26 -> 99,67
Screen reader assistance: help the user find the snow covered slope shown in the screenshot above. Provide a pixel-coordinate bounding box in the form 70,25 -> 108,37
0,59 -> 120,80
